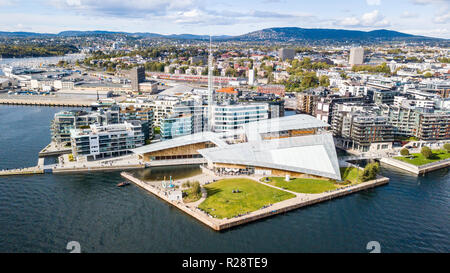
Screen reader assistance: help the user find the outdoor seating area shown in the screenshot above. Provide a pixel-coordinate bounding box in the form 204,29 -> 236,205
214,167 -> 254,176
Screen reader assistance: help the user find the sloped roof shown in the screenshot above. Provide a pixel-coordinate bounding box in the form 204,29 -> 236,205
198,133 -> 341,180
131,131 -> 228,154
242,114 -> 330,142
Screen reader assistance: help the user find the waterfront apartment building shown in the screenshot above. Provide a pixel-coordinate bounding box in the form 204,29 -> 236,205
51,110 -> 110,145
332,105 -> 393,152
381,105 -> 450,141
131,66 -> 145,92
417,111 -> 450,141
213,103 -> 269,132
70,121 -> 145,161
380,105 -> 419,138
349,47 -> 364,66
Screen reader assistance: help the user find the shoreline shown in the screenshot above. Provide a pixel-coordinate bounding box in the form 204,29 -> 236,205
121,171 -> 389,231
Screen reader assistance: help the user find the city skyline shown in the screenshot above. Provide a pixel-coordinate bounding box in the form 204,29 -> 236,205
0,0 -> 449,39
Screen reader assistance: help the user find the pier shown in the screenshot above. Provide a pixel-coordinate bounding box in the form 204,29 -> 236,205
121,172 -> 389,231
0,97 -> 92,107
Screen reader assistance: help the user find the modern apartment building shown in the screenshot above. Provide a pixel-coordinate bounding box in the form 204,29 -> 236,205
417,111 -> 450,141
315,95 -> 365,124
160,101 -> 208,139
380,104 -> 419,138
213,103 -> 269,132
296,92 -> 318,116
70,121 -> 145,161
51,110 -> 110,145
161,114 -> 194,140
373,90 -> 401,105
119,106 -> 154,140
381,105 -> 450,141
332,105 -> 393,152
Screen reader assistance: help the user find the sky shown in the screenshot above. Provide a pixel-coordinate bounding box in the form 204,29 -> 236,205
0,0 -> 449,38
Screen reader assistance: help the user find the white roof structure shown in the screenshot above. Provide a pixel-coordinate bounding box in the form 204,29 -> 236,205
132,131 -> 228,154
198,133 -> 341,180
158,85 -> 194,96
241,114 -> 330,141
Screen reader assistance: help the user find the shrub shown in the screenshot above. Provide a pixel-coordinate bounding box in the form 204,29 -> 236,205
421,146 -> 433,159
400,148 -> 410,156
444,143 -> 450,153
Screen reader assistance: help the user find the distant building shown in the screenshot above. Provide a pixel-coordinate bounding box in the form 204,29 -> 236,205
349,47 -> 364,66
248,69 -> 255,86
278,48 -> 295,61
213,103 -> 269,132
215,87 -> 241,103
296,92 -> 318,116
315,96 -> 365,124
130,66 -> 145,92
257,84 -> 286,97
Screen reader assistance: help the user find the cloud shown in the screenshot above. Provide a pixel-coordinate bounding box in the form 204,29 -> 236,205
401,11 -> 419,18
366,0 -> 381,6
49,0 -> 200,17
0,0 -> 16,6
434,13 -> 450,23
337,10 -> 390,28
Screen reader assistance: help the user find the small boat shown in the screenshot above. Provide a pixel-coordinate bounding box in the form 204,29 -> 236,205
117,181 -> 130,187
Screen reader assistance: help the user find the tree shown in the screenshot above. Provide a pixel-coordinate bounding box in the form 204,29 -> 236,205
359,162 -> 380,182
421,146 -> 433,159
192,182 -> 201,195
443,143 -> 450,153
400,148 -> 410,156
319,75 -> 330,87
423,72 -> 433,78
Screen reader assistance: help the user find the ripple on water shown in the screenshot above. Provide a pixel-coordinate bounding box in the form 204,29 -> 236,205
0,105 -> 449,253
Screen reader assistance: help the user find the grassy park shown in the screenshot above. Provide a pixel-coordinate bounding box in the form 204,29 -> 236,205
340,167 -> 363,184
265,177 -> 337,193
394,149 -> 450,166
198,178 -> 295,219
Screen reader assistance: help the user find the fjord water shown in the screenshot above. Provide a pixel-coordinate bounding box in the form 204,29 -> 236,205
0,105 -> 449,253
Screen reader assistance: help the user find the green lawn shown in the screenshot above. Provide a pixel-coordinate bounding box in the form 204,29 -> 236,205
198,178 -> 295,219
394,150 -> 450,166
340,167 -> 362,184
266,177 -> 338,194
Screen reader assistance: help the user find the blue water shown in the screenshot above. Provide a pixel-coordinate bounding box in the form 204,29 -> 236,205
0,105 -> 449,253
